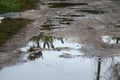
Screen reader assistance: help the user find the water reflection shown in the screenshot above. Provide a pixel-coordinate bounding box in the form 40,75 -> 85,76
96,58 -> 101,80
29,32 -> 64,50
109,63 -> 120,80
95,57 -> 120,80
102,36 -> 120,44
16,33 -> 120,80
28,51 -> 43,60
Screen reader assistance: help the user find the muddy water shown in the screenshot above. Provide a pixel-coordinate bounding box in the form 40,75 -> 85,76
0,0 -> 120,80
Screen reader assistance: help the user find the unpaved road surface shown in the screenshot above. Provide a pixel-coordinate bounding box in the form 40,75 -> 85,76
0,0 -> 120,79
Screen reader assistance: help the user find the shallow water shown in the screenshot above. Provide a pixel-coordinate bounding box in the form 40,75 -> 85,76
1,33 -> 120,80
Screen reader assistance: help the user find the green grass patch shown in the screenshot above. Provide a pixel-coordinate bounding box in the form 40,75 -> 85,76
0,0 -> 40,14
0,18 -> 32,46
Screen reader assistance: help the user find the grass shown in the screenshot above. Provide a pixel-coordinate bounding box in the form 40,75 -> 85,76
0,0 -> 38,46
0,0 -> 39,14
0,18 -> 32,46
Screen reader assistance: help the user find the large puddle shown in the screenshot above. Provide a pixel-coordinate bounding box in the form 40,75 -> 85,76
0,33 -> 120,80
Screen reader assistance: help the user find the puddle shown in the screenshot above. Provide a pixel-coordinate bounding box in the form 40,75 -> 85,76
102,36 -> 120,44
1,33 -> 120,80
77,9 -> 105,14
47,3 -> 88,8
0,52 -> 120,80
20,32 -> 81,52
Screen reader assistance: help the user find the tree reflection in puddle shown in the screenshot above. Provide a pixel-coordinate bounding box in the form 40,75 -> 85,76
109,62 -> 120,80
105,57 -> 120,80
21,32 -> 65,60
27,51 -> 43,60
95,57 -> 120,80
29,32 -> 64,50
5,34 -> 120,80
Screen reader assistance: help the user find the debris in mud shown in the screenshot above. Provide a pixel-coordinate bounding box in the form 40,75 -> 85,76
47,3 -> 88,8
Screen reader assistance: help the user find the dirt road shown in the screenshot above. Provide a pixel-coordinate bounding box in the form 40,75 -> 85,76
0,0 -> 120,68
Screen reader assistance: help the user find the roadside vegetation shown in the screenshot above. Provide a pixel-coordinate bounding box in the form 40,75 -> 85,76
0,18 -> 32,46
0,0 -> 39,46
0,0 -> 39,14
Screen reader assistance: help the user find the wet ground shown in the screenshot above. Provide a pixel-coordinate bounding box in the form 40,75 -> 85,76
0,0 -> 120,80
